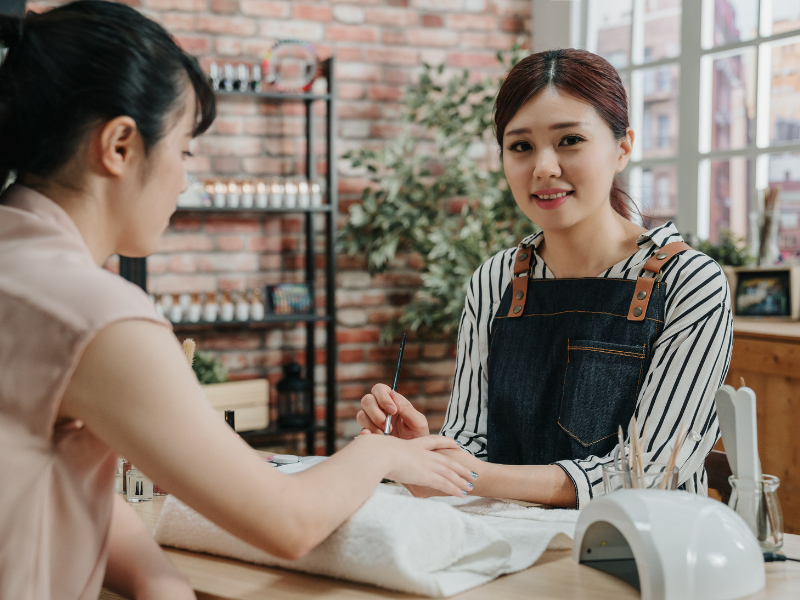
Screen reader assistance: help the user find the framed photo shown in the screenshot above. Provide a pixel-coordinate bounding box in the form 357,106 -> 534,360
726,266 -> 800,319
266,283 -> 313,315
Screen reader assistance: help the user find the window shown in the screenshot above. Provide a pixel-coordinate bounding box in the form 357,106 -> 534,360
572,0 -> 800,251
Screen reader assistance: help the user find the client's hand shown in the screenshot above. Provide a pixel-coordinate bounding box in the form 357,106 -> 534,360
404,447 -> 484,499
377,435 -> 478,498
357,383 -> 429,439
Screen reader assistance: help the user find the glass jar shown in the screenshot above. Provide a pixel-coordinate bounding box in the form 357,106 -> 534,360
602,461 -> 679,493
276,362 -> 312,429
126,467 -> 153,503
728,474 -> 783,551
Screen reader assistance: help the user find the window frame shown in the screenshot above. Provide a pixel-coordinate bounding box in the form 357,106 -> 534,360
560,0 -> 800,241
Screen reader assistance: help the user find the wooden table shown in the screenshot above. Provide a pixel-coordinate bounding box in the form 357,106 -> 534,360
100,493 -> 800,600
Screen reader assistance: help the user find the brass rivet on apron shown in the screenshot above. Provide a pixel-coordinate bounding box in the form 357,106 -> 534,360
656,252 -> 668,260
518,252 -> 528,261
513,305 -> 522,314
633,307 -> 643,317
515,290 -> 524,300
637,291 -> 647,300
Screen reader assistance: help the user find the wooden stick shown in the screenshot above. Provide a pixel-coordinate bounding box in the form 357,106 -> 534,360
182,338 -> 196,367
740,376 -> 746,388
660,424 -> 687,490
630,416 -> 642,488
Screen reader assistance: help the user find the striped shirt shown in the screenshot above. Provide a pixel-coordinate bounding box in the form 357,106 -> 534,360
440,222 -> 733,508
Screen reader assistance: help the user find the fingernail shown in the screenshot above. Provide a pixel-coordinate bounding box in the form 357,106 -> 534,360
471,471 -> 478,478
468,482 -> 474,489
462,490 -> 468,496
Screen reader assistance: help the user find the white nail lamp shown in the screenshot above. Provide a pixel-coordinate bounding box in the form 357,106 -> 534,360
572,490 -> 765,600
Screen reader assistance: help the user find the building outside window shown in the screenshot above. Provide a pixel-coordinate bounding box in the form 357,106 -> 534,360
572,0 -> 800,254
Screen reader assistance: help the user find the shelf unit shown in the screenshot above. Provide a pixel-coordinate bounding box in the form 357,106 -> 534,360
120,58 -> 338,455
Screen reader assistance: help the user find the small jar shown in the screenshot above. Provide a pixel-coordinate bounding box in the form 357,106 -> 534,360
283,181 -> 298,208
126,467 -> 153,503
203,292 -> 219,322
729,474 -> 784,551
169,294 -> 183,323
311,182 -> 322,207
187,293 -> 202,323
297,180 -> 310,208
153,294 -> 164,318
250,288 -> 265,321
220,292 -> 235,322
269,180 -> 284,208
241,181 -> 255,208
255,181 -> 268,208
235,292 -> 250,321
227,181 -> 240,208
214,181 -> 227,208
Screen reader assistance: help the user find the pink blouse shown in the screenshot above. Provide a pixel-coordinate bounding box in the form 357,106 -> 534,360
0,185 -> 170,600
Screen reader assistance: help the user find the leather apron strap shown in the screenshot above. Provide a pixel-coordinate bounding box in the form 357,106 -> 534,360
507,244 -> 533,317
627,241 -> 691,321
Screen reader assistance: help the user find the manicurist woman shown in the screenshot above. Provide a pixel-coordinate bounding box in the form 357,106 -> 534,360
359,49 -> 733,509
0,3 -> 477,599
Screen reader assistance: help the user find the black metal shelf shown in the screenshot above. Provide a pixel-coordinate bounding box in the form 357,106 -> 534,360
171,314 -> 330,332
120,57 -> 338,455
239,424 -> 327,446
173,205 -> 332,216
215,90 -> 331,102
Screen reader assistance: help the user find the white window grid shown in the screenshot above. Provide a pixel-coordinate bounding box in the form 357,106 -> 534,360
571,0 -> 800,241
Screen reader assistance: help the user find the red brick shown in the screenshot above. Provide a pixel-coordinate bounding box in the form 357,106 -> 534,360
213,117 -> 244,136
364,7 -> 417,26
422,343 -> 449,358
368,345 -> 420,362
500,17 -> 525,33
211,157 -> 242,174
448,52 -> 501,69
367,85 -> 404,102
337,363 -> 386,382
336,290 -> 386,308
247,236 -> 282,252
421,14 -> 443,27
151,275 -> 217,294
367,307 -> 403,324
218,275 -> 248,290
242,157 -> 293,174
326,25 -> 378,43
211,0 -> 239,13
157,234 -> 213,252
336,402 -> 362,419
174,35 -> 210,54
335,46 -> 364,62
204,219 -> 260,234
412,360 -> 455,378
215,236 -> 244,251
166,255 -> 197,273
202,335 -> 262,350
338,83 -> 366,100
340,349 -> 365,363
338,103 -> 382,119
332,5 -> 365,24
407,28 -> 458,47
199,253 -> 259,272
292,4 -> 332,21
381,30 -> 406,45
259,21 -> 324,41
337,328 -> 380,344
200,137 -> 261,157
338,62 -> 384,82
413,0 -> 461,9
371,272 -> 423,287
239,0 -> 289,18
340,384 -> 367,401
447,13 -> 496,30
364,47 -> 418,66
424,379 -> 451,395
148,0 -> 205,10
370,122 -> 403,138
260,254 -> 282,270
161,13 -> 195,32
169,217 -> 202,232
215,37 -> 243,56
196,16 -> 257,36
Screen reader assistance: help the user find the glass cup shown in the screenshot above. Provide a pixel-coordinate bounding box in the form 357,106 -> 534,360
602,461 -> 679,493
728,474 -> 783,551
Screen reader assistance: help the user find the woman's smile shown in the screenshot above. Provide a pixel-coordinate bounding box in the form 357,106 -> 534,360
532,188 -> 574,210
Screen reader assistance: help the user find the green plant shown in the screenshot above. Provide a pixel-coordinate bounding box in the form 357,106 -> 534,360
695,230 -> 753,267
192,351 -> 228,385
340,44 -> 534,342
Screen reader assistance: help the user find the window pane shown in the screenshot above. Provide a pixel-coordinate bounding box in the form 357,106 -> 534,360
709,157 -> 752,244
643,0 -> 682,63
714,0 -> 759,45
590,0 -> 633,69
710,49 -> 756,151
640,64 -> 680,158
769,39 -> 800,146
768,152 -> 800,260
637,164 -> 677,228
772,1 -> 800,36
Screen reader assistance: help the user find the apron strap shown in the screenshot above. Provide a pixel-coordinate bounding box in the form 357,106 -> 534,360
627,241 -> 692,321
507,244 -> 533,317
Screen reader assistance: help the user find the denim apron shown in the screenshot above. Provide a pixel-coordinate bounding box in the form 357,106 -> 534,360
486,241 -> 690,465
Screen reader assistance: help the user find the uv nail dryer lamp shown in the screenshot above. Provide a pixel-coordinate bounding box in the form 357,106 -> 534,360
572,490 -> 764,600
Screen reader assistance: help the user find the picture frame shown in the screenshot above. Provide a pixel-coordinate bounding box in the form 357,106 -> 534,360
724,266 -> 800,320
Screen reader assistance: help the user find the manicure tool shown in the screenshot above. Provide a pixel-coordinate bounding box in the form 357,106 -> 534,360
384,333 -> 407,435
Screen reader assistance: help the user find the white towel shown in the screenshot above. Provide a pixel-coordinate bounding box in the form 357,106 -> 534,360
153,484 -> 576,597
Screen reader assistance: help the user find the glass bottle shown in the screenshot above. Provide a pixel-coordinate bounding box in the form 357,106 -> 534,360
234,292 -> 250,321
126,467 -> 153,502
203,292 -> 219,322
250,288 -> 265,320
220,292 -> 234,322
729,474 -> 784,551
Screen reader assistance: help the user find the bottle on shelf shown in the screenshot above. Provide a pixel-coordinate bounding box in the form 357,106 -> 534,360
203,292 -> 219,322
251,64 -> 262,92
255,181 -> 268,208
187,293 -> 202,323
241,181 -> 255,208
209,61 -> 220,91
234,292 -> 250,321
235,64 -> 249,91
298,180 -> 310,208
213,181 -> 227,208
179,292 -> 191,311
250,288 -> 265,321
311,181 -> 322,207
126,466 -> 153,503
152,294 -> 164,318
284,180 -> 298,208
269,179 -> 284,208
220,292 -> 234,322
227,181 -> 240,209
222,63 -> 234,92
169,294 -> 183,323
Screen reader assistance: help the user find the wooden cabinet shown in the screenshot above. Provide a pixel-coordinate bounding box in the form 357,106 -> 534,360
724,320 -> 800,534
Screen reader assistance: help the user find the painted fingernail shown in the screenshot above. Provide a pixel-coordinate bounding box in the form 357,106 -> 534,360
471,471 -> 479,478
468,482 -> 474,489
462,490 -> 468,496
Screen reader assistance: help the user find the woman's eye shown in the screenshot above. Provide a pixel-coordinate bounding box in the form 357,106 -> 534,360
182,151 -> 194,158
560,135 -> 585,147
507,141 -> 532,152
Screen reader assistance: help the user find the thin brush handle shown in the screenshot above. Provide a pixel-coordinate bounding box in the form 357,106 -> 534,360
384,333 -> 407,435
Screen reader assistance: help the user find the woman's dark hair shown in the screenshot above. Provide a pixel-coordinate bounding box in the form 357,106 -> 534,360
495,48 -> 633,220
0,0 -> 215,188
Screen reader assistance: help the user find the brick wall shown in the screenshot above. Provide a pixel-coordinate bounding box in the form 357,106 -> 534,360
34,0 -> 531,451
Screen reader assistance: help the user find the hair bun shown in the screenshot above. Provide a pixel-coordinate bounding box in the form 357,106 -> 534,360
0,16 -> 24,50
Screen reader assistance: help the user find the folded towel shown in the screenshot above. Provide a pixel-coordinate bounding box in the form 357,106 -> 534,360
154,484 -> 576,597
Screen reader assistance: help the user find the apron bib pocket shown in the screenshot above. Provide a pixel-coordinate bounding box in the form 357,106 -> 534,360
558,339 -> 646,460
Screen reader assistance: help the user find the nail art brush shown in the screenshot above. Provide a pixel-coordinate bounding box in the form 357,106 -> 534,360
384,333 -> 406,435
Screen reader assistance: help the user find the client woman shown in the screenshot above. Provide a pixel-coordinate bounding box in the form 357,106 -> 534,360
0,3 -> 476,599
358,49 -> 732,509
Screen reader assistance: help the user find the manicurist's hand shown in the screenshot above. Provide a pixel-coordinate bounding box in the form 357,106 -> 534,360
365,434 -> 478,497
357,383 -> 429,438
